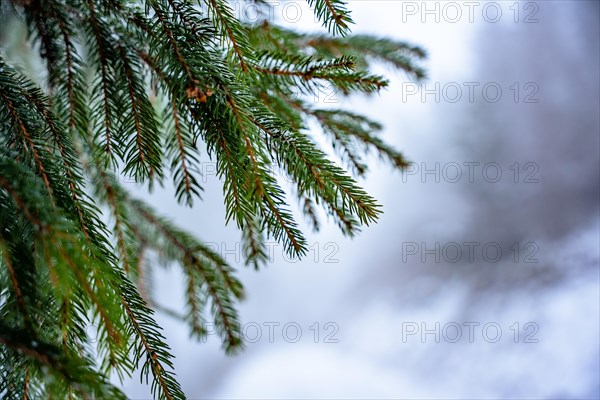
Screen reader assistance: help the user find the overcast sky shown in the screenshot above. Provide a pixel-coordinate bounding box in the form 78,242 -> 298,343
121,1 -> 600,398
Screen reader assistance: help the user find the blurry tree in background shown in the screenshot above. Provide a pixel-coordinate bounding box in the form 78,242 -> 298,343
0,0 -> 425,397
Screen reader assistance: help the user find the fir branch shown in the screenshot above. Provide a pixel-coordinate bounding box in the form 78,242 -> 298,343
115,40 -> 164,182
0,78 -> 54,202
203,0 -> 251,71
257,122 -> 377,232
165,0 -> 213,42
86,0 -> 117,161
166,98 -> 204,206
307,0 -> 354,36
184,267 -> 207,337
119,285 -> 185,400
248,23 -> 426,79
0,0 -> 426,395
314,109 -> 410,171
309,34 -> 427,79
0,322 -> 126,399
18,74 -> 94,239
201,103 -> 270,266
255,51 -> 388,96
126,197 -> 245,351
0,237 -> 33,333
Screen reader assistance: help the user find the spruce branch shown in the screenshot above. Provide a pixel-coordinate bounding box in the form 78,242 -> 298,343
0,0 -> 426,396
307,0 -> 354,36
203,0 -> 252,71
0,322 -> 126,399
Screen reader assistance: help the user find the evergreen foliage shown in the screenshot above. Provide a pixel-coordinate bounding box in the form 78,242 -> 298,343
0,0 -> 425,397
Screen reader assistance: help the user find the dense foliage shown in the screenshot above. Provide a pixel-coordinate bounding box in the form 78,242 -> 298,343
0,0 -> 425,397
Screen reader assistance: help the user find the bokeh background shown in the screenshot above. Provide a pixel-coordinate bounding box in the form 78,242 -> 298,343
112,0 -> 599,398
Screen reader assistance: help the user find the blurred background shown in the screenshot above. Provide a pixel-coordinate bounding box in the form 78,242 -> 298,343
114,1 -> 600,398
1,0 -> 598,398
115,0 -> 597,398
